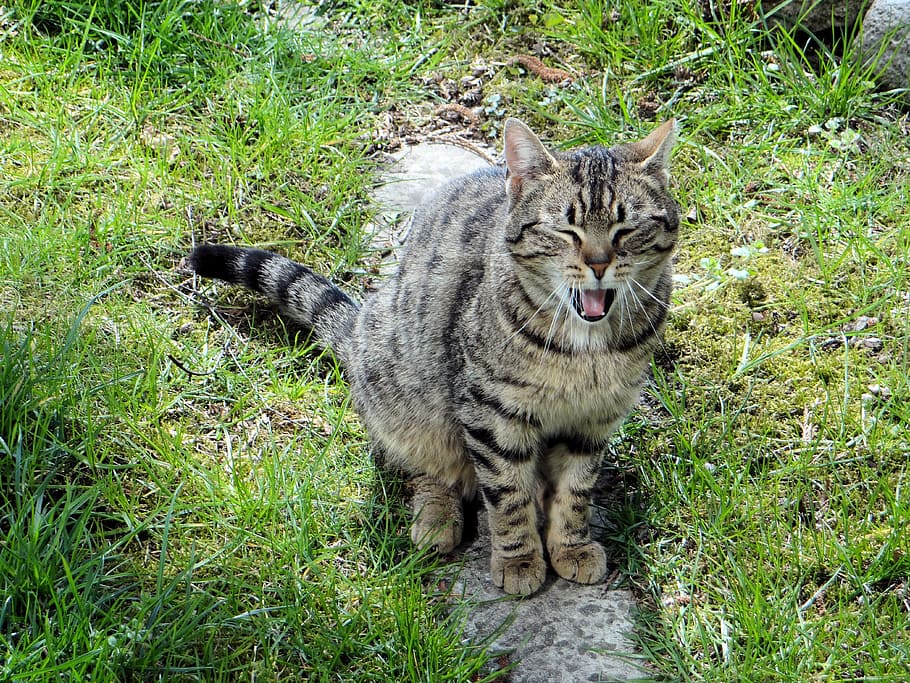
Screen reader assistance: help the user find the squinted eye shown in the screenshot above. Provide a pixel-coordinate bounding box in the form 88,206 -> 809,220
555,229 -> 583,247
612,228 -> 635,247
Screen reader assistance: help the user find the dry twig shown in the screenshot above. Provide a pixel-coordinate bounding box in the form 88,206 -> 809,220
507,54 -> 574,83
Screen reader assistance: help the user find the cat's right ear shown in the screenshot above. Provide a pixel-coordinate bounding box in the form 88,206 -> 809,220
503,118 -> 558,202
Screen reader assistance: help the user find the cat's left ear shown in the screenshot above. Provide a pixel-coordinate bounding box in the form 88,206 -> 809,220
628,119 -> 677,187
503,118 -> 558,201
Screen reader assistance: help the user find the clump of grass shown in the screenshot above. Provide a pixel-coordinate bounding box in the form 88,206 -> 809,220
0,318 -> 220,679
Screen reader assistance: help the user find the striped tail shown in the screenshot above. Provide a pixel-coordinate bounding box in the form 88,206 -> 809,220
188,244 -> 359,366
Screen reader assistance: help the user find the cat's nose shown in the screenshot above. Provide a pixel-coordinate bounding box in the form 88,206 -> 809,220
588,262 -> 609,279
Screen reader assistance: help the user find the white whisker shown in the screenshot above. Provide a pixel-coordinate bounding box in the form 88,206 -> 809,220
629,277 -> 671,310
617,287 -> 630,339
544,282 -> 572,353
625,280 -> 669,355
503,282 -> 564,348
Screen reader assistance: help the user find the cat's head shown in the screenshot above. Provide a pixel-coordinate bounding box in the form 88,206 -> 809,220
502,118 -> 678,325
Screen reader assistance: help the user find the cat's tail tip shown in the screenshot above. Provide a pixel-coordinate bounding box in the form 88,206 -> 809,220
186,243 -> 245,282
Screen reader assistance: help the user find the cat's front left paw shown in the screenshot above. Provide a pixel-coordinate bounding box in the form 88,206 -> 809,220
549,541 -> 607,584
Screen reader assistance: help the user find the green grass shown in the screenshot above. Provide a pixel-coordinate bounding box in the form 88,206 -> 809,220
1,0 -> 908,680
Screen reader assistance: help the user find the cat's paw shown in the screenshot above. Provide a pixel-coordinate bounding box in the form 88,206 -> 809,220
490,552 -> 547,595
409,479 -> 464,553
410,507 -> 463,554
549,541 -> 607,584
410,517 -> 462,554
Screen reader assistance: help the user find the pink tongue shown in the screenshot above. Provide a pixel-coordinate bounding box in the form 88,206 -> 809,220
580,289 -> 607,318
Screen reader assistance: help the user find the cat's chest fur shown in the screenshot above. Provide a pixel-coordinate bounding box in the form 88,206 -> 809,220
451,259 -> 655,434
470,321 -> 649,437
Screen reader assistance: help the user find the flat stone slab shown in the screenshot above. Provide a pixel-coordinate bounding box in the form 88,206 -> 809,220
369,142 -> 643,682
371,142 -> 495,215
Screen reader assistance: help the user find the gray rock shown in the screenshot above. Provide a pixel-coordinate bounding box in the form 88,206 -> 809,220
757,0 -> 910,97
860,0 -> 910,93
274,1 -> 325,31
759,0 -> 866,35
371,142 -> 495,216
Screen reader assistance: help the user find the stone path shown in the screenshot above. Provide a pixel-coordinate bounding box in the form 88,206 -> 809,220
368,142 -> 644,682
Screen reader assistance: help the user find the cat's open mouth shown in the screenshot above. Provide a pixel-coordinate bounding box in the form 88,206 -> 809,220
572,288 -> 616,322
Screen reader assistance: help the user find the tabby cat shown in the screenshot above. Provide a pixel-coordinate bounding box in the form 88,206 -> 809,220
188,118 -> 678,595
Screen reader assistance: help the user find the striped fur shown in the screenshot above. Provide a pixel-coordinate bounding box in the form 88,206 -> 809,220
188,244 -> 359,365
188,118 -> 679,595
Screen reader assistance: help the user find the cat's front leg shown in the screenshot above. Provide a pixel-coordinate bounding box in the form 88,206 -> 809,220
464,425 -> 546,596
541,445 -> 608,585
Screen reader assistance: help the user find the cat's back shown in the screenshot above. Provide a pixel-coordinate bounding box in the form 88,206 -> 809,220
404,165 -> 507,266
350,165 -> 507,434
361,165 -> 506,329
352,166 -> 505,382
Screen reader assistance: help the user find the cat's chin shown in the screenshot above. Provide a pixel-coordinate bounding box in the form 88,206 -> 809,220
571,288 -> 615,323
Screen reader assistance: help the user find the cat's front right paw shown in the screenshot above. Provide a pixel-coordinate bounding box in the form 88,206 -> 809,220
409,478 -> 464,553
490,552 -> 547,595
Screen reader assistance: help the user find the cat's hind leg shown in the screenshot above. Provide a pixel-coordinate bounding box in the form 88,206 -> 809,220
408,474 -> 464,554
365,417 -> 469,554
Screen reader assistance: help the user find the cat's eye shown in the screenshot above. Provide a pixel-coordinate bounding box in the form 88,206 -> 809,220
612,228 -> 635,246
555,229 -> 583,247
